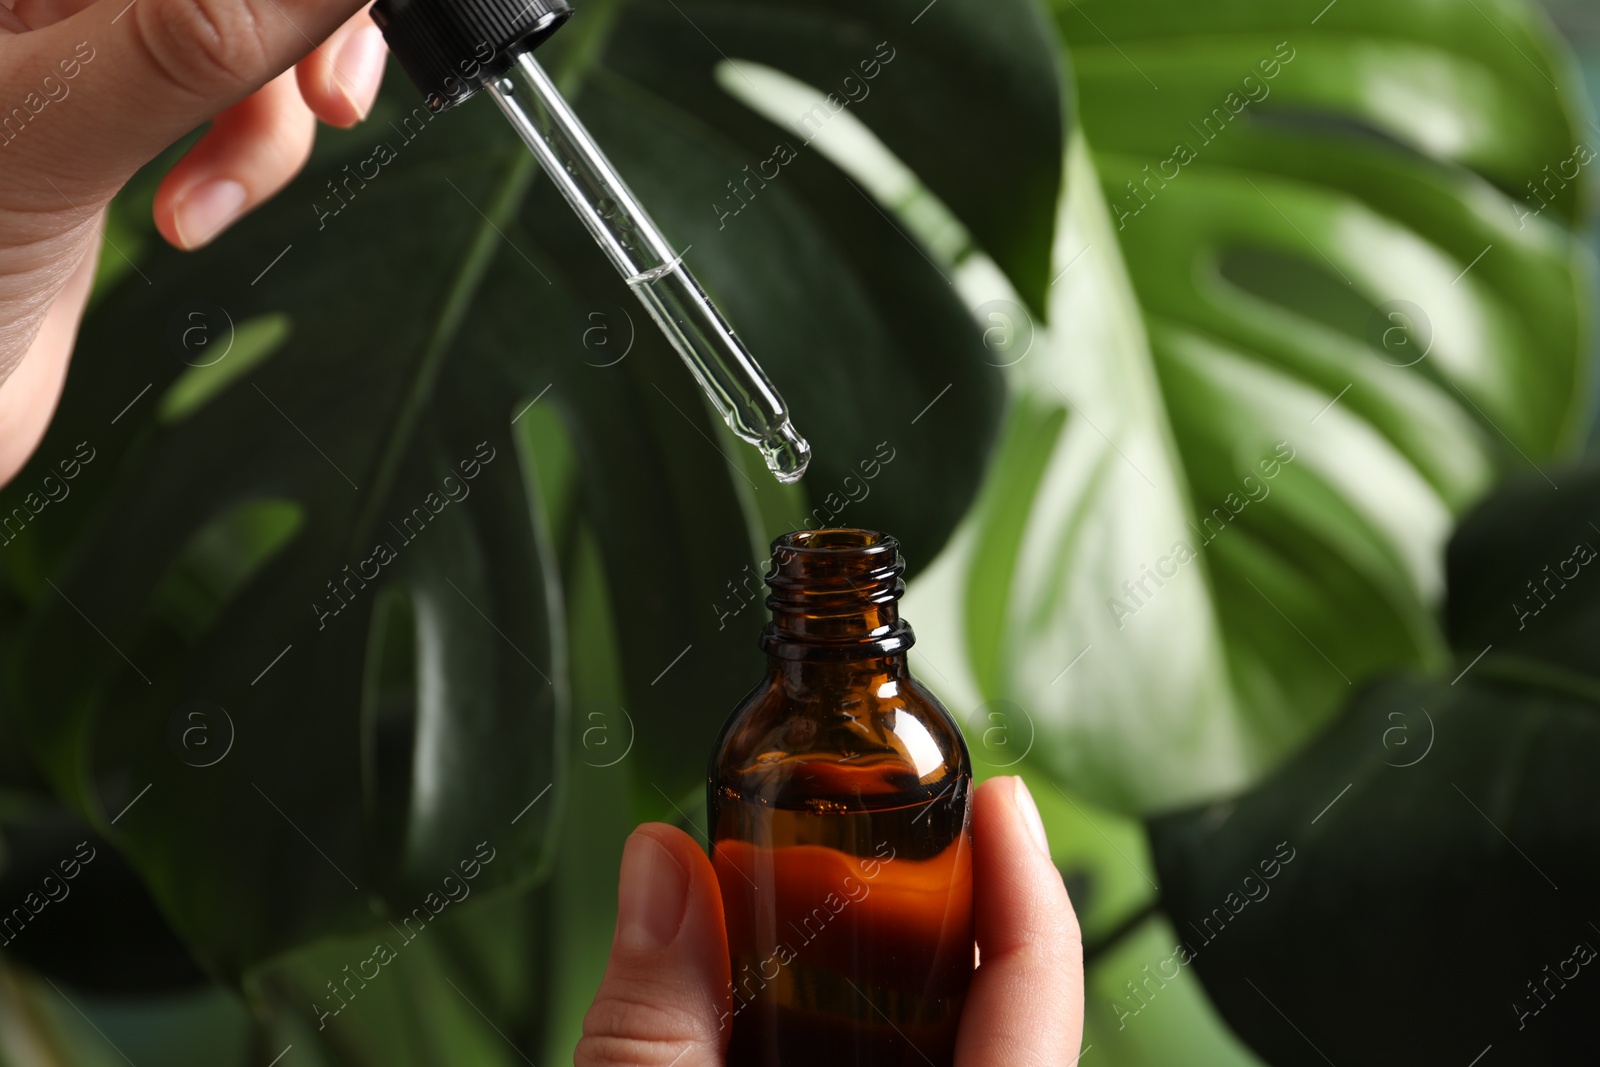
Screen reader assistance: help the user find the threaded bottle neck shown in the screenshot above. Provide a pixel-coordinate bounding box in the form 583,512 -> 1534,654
760,529 -> 914,659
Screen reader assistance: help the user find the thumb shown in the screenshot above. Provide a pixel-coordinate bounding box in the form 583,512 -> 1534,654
577,824 -> 731,1067
956,777 -> 1083,1064
2,0 -> 370,203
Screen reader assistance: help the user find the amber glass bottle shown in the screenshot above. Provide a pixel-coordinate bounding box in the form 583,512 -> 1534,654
707,528 -> 974,1066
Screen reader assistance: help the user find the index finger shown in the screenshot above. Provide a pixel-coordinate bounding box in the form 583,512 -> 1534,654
2,0 -> 368,204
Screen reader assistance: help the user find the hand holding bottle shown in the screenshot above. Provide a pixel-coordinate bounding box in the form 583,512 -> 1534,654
0,0 -> 384,484
576,776 -> 1085,1066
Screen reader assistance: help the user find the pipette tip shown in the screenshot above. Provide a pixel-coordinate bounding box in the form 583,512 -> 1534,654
759,421 -> 811,484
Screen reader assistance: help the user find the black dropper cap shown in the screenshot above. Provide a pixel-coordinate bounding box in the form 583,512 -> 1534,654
371,0 -> 572,112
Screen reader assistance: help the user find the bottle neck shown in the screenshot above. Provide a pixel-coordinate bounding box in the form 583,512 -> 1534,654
758,528 -> 915,663
765,651 -> 912,697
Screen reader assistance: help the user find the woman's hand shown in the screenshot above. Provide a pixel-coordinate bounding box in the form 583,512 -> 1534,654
576,776 -> 1085,1066
0,0 -> 385,483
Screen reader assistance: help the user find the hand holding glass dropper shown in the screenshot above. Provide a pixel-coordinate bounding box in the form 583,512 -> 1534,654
0,0 -> 391,485
0,0 -> 808,488
373,0 -> 812,483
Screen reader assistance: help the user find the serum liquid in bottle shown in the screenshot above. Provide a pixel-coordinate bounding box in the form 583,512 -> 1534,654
707,529 -> 974,1065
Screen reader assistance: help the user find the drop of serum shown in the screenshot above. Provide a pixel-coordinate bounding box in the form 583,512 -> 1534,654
759,420 -> 812,484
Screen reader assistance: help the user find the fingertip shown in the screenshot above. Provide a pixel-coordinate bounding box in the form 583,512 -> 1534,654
152,72 -> 316,250
630,823 -> 718,883
168,179 -> 249,250
1011,776 -> 1053,857
617,823 -> 725,950
151,191 -> 183,251
154,165 -> 250,252
974,775 -> 1054,857
617,829 -> 692,952
299,17 -> 387,127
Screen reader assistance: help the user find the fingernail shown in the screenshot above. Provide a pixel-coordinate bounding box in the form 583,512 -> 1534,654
173,179 -> 247,249
1013,777 -> 1052,858
336,25 -> 386,121
617,832 -> 689,951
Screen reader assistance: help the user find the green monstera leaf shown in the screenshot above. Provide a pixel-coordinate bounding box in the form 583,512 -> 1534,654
0,0 -> 1061,977
916,0 -> 1594,813
1147,459 -> 1600,1064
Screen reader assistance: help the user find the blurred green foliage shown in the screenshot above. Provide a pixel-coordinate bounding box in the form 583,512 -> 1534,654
0,0 -> 1595,1063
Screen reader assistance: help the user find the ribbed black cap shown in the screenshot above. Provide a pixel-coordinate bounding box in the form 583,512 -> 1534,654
372,0 -> 572,111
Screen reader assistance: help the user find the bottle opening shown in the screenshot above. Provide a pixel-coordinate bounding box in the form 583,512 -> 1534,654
768,529 -> 900,590
762,529 -> 911,657
779,528 -> 888,552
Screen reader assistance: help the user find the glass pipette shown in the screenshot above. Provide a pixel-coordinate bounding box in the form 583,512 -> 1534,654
370,0 -> 811,483
486,55 -> 810,483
